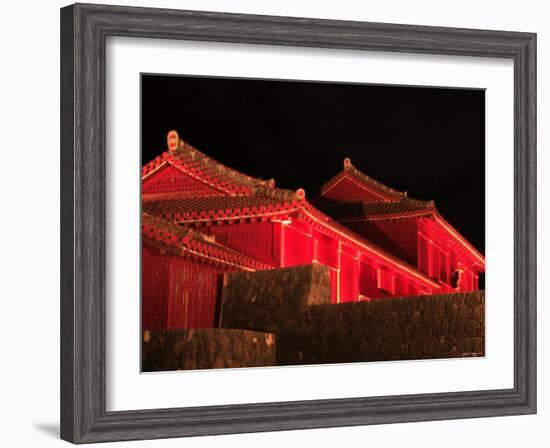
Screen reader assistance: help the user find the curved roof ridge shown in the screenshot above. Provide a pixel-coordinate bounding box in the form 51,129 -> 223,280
319,158 -> 405,200
175,137 -> 272,189
142,131 -> 305,203
345,163 -> 405,199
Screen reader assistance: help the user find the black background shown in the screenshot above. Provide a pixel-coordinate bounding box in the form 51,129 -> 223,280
141,75 -> 485,254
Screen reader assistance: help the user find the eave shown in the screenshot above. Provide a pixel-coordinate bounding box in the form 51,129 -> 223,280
142,213 -> 270,271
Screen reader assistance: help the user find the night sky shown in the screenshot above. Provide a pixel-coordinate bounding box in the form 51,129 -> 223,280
141,75 -> 485,254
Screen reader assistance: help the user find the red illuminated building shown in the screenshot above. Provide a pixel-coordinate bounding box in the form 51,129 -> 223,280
142,131 -> 485,331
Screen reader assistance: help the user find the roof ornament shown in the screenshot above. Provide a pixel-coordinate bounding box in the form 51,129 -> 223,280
343,158 -> 352,170
296,188 -> 306,200
167,130 -> 179,152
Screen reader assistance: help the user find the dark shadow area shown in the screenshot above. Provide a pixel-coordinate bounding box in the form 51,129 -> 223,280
33,422 -> 59,439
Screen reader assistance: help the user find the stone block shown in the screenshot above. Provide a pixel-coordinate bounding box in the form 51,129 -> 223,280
220,263 -> 331,334
142,328 -> 276,372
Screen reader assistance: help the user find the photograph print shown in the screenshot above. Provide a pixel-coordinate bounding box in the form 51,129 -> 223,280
140,74 -> 485,372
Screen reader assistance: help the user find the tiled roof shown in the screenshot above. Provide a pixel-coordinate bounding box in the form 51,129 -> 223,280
142,135 -> 275,196
319,158 -> 405,201
143,194 -> 304,223
142,213 -> 270,270
314,196 -> 434,221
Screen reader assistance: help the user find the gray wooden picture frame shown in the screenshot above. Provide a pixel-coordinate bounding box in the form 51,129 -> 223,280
60,3 -> 537,444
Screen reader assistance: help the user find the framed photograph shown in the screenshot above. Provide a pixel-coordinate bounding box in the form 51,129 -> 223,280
60,3 -> 536,444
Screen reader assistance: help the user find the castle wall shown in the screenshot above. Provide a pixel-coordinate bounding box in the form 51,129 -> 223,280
220,264 -> 485,366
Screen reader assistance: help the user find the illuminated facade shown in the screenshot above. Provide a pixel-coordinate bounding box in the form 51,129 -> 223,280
142,131 -> 485,331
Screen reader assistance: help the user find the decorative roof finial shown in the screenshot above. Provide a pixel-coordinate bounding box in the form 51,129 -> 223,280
167,130 -> 179,152
296,188 -> 306,200
343,158 -> 352,170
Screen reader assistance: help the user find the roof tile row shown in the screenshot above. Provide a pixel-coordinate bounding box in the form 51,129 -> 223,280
314,196 -> 433,221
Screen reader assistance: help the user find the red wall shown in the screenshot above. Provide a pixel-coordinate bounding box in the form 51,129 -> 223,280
270,220 -> 434,302
339,248 -> 358,302
142,246 -> 169,331
166,256 -> 220,329
281,220 -> 313,267
142,245 -> 222,331
417,217 -> 481,292
210,222 -> 279,267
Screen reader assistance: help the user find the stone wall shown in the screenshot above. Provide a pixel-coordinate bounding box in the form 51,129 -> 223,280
280,291 -> 485,365
220,263 -> 331,334
142,328 -> 276,372
220,264 -> 484,365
